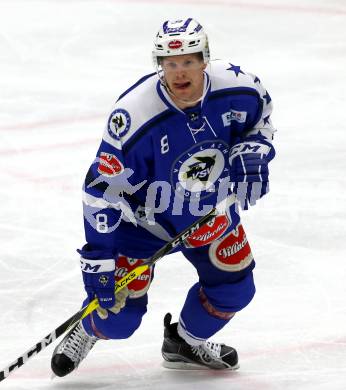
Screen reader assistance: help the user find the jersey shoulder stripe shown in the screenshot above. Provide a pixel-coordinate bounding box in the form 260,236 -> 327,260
208,59 -> 264,96
207,60 -> 273,133
209,86 -> 261,100
102,73 -> 167,151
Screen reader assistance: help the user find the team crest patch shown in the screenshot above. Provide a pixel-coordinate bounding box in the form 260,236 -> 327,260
185,214 -> 230,248
97,152 -> 124,176
115,256 -> 152,298
107,108 -> 131,140
99,275 -> 109,286
171,141 -> 229,200
209,224 -> 253,272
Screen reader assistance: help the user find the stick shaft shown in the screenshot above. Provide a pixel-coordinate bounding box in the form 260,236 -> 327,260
0,195 -> 236,381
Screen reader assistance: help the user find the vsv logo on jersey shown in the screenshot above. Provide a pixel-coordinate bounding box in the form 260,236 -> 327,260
97,152 -> 124,176
171,140 -> 229,200
184,155 -> 216,182
108,108 -> 131,140
185,214 -> 230,248
208,224 -> 253,272
115,255 -> 152,298
222,110 -> 247,126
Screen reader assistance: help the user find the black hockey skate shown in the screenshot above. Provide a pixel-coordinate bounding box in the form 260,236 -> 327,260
51,322 -> 98,377
161,313 -> 239,370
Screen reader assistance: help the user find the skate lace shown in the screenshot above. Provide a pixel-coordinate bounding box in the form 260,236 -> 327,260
58,323 -> 97,365
191,341 -> 222,362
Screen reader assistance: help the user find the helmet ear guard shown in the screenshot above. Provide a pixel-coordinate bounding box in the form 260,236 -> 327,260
152,18 -> 210,69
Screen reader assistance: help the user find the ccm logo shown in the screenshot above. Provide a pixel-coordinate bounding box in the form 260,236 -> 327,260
172,224 -> 201,248
81,263 -> 101,273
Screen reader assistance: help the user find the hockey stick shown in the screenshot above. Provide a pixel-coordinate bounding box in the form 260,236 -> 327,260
0,195 -> 236,382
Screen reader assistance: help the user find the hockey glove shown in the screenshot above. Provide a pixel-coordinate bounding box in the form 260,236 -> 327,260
96,286 -> 129,319
229,137 -> 275,210
78,247 -> 129,319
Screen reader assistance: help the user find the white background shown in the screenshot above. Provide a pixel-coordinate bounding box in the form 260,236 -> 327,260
1,0 -> 346,389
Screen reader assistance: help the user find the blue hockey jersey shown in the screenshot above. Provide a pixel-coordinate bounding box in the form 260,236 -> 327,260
81,60 -> 275,259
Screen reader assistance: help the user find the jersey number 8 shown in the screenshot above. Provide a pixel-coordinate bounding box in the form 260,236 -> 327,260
96,213 -> 108,233
160,135 -> 169,154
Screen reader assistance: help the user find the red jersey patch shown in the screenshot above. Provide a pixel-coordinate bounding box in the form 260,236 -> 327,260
209,224 -> 253,272
115,255 -> 152,298
97,152 -> 124,176
185,215 -> 230,248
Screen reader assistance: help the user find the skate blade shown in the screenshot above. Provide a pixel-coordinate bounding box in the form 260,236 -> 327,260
162,360 -> 239,371
162,360 -> 209,370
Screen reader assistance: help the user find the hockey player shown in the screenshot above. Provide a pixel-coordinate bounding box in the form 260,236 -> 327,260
51,18 -> 276,376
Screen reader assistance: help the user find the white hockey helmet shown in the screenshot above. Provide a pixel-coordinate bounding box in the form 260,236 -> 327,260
152,18 -> 210,68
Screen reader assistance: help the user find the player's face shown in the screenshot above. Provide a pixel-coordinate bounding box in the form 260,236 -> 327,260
162,54 -> 206,105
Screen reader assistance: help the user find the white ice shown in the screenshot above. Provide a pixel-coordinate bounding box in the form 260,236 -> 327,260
1,0 -> 346,389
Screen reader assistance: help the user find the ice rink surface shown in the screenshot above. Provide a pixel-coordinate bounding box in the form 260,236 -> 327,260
1,0 -> 346,388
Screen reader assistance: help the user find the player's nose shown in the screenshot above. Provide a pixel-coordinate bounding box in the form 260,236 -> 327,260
174,69 -> 187,79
